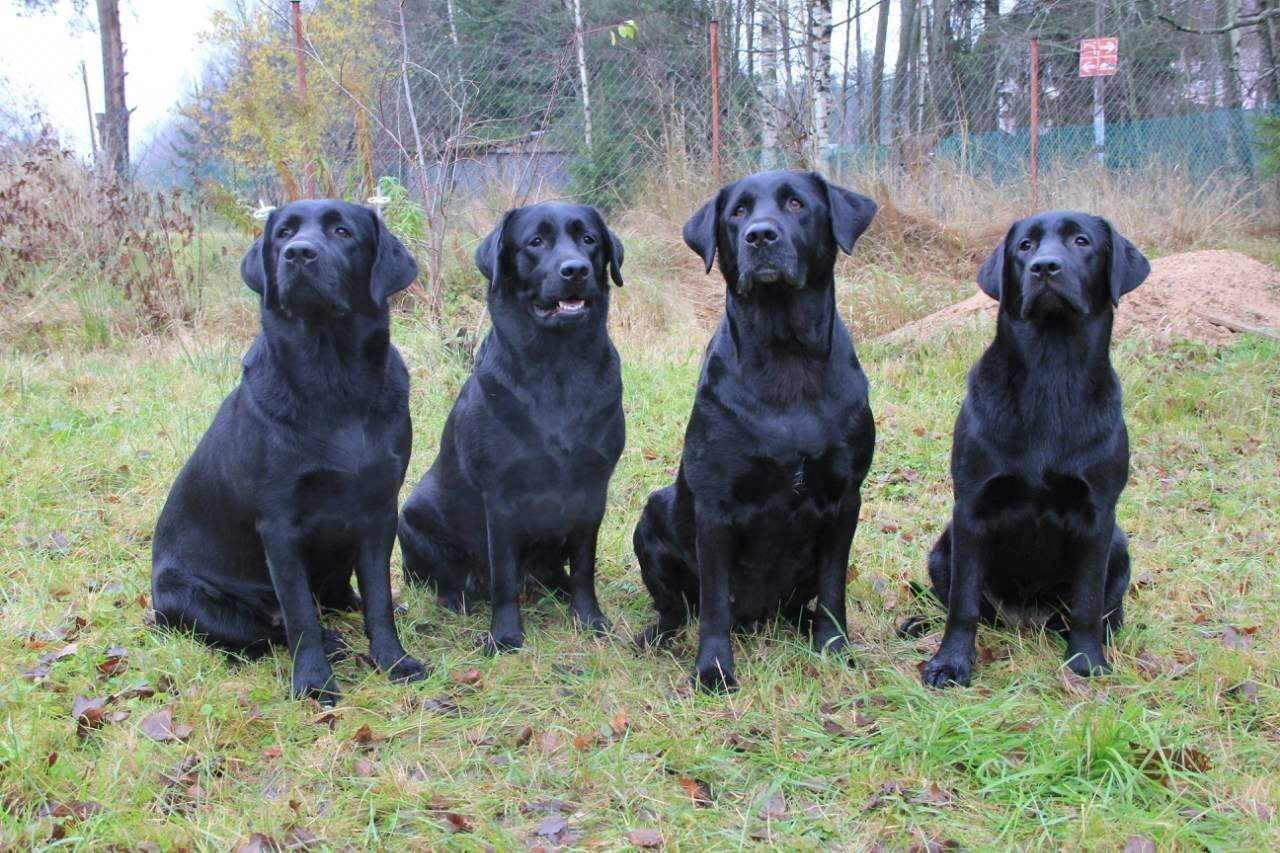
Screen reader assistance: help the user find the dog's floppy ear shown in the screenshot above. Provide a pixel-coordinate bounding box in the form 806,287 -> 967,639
977,223 -> 1015,301
368,209 -> 418,305
605,228 -> 625,287
241,209 -> 274,303
475,209 -> 514,290
1100,217 -> 1150,306
815,173 -> 877,254
683,190 -> 722,274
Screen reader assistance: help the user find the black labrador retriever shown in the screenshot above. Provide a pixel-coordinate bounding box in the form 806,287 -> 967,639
398,202 -> 625,654
633,170 -> 878,691
910,210 -> 1149,687
151,199 -> 426,704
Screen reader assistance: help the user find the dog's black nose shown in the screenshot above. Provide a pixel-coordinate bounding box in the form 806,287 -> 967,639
559,259 -> 590,282
283,241 -> 319,265
744,222 -> 779,247
1028,256 -> 1063,278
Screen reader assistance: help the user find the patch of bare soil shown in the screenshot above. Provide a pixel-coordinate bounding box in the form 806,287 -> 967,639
880,250 -> 1280,346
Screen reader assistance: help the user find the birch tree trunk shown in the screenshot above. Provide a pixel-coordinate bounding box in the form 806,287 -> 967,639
892,0 -> 920,138
566,0 -> 593,151
809,0 -> 833,171
868,0 -> 889,144
760,0 -> 782,167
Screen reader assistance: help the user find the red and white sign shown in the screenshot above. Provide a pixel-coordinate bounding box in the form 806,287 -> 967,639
1079,37 -> 1119,77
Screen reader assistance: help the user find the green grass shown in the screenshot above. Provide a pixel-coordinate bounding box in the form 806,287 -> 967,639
1,294 -> 1278,849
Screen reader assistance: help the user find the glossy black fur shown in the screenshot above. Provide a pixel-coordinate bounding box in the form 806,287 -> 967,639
910,210 -> 1150,687
633,170 -> 878,691
151,200 -> 426,705
398,202 -> 625,654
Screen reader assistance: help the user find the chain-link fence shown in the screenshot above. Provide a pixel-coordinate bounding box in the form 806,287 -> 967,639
200,0 -> 1276,300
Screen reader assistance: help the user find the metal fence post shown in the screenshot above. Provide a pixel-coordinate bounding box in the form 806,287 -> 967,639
291,0 -> 316,198
709,18 -> 722,183
1030,37 -> 1039,209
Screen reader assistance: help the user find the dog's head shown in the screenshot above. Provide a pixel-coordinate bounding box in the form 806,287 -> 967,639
978,211 -> 1149,323
475,202 -> 624,333
683,170 -> 876,296
240,200 -> 417,319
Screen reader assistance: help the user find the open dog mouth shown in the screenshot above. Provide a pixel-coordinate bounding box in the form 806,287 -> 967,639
533,299 -> 590,319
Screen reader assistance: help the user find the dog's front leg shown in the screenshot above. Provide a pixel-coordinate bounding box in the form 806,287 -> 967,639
813,498 -> 859,656
921,512 -> 983,688
483,508 -> 524,654
359,512 -> 427,683
260,525 -> 338,704
692,519 -> 736,692
567,521 -> 610,634
1065,512 -> 1115,677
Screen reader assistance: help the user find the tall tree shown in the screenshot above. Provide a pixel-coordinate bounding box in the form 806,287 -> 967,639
868,0 -> 889,144
809,0 -> 833,169
11,0 -> 130,181
892,0 -> 921,136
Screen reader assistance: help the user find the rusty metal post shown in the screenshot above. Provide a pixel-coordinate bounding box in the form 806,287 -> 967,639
291,0 -> 316,198
709,18 -> 722,183
1029,37 -> 1040,210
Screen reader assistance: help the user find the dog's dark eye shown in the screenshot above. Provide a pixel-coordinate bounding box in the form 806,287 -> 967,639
277,227 -> 294,239
731,205 -> 747,218
1074,235 -> 1090,247
528,236 -> 544,248
582,234 -> 596,245
1018,239 -> 1033,252
787,197 -> 804,211
334,226 -> 351,238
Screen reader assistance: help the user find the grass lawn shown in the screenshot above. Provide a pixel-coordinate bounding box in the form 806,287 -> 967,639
1,294 -> 1278,849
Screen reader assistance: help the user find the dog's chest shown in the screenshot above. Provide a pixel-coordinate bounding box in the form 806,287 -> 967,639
292,424 -> 403,518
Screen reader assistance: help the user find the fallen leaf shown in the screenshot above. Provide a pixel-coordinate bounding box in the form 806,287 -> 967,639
442,812 -> 472,833
235,833 -> 283,853
1225,681 -> 1259,703
1221,625 -> 1257,651
610,708 -> 630,736
352,724 -> 382,746
353,757 -> 376,778
262,746 -> 283,758
676,777 -> 713,807
909,782 -> 953,806
864,780 -> 907,810
628,828 -> 663,847
451,666 -> 482,686
759,791 -> 786,820
96,646 -> 129,677
515,725 -> 534,747
282,825 -> 320,850
1123,835 -> 1156,853
72,695 -> 107,738
573,732 -> 596,750
419,697 -> 464,716
38,800 -> 104,820
536,815 -> 569,839
139,708 -> 194,742
111,681 -> 155,701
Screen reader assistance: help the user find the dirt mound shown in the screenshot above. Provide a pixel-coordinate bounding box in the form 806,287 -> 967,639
880,249 -> 1280,346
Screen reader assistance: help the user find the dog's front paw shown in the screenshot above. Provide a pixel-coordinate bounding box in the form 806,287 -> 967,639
692,640 -> 737,693
480,629 -> 524,656
1065,646 -> 1111,678
920,652 -> 972,688
691,661 -> 738,693
293,662 -> 341,706
572,604 -> 611,636
812,626 -> 850,657
387,654 -> 429,683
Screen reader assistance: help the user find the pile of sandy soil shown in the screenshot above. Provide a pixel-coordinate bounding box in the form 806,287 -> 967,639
880,249 -> 1280,346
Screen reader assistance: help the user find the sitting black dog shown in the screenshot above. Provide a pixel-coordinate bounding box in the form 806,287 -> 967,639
912,210 -> 1150,687
633,170 -> 878,691
398,202 -> 625,654
151,199 -> 426,704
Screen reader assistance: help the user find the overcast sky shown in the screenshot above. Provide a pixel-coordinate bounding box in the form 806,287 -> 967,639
0,0 -> 228,155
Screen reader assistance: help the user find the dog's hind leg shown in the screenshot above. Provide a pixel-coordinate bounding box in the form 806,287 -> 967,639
898,527 -> 951,638
152,565 -> 284,656
1102,526 -> 1131,639
633,493 -> 694,649
399,508 -> 474,613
